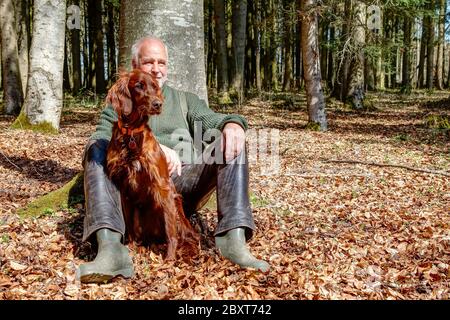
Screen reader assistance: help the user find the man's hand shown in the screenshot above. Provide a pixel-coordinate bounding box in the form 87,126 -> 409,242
159,144 -> 182,176
221,122 -> 246,162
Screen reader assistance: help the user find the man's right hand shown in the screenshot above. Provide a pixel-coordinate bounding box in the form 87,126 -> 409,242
159,144 -> 182,176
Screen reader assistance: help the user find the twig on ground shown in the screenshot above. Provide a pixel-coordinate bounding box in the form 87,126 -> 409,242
322,159 -> 450,177
0,150 -> 23,172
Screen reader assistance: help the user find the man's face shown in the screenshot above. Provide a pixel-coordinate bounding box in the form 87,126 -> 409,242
136,40 -> 168,87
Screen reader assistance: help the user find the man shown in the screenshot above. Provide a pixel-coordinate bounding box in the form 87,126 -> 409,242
77,36 -> 269,284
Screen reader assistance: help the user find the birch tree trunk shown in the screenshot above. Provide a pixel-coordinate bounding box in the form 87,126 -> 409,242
119,0 -> 207,102
1,0 -> 23,115
301,0 -> 327,131
19,0 -> 66,131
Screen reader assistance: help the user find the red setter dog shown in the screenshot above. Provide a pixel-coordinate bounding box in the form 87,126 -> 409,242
105,69 -> 199,260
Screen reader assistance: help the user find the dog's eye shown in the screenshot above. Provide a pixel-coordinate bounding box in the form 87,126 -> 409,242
135,82 -> 144,90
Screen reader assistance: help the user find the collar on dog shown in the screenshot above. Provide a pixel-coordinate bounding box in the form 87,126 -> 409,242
117,120 -> 145,136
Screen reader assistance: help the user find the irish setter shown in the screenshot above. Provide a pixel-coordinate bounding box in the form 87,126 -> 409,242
105,69 -> 199,260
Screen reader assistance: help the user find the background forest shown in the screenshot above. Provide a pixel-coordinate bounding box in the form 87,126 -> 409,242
0,0 -> 448,300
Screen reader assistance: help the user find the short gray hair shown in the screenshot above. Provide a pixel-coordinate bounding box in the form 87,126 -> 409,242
131,35 -> 169,67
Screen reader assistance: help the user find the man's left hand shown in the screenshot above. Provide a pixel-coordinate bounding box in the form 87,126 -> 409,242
221,122 -> 246,162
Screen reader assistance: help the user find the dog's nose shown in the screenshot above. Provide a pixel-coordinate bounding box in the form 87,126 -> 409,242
152,100 -> 162,109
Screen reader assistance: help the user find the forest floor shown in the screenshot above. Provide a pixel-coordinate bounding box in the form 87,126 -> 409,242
0,90 -> 448,299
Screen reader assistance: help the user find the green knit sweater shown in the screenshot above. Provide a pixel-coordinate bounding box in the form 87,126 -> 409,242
90,83 -> 248,163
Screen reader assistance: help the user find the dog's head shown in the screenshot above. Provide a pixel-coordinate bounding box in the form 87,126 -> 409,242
106,69 -> 164,120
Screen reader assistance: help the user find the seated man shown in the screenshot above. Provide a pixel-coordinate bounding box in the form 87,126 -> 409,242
77,36 -> 269,283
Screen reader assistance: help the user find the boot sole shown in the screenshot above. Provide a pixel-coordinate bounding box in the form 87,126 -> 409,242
79,268 -> 134,284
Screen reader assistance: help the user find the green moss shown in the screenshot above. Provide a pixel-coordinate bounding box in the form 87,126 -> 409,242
425,114 -> 450,130
18,173 -> 84,217
10,111 -> 59,135
305,121 -> 321,131
217,92 -> 233,105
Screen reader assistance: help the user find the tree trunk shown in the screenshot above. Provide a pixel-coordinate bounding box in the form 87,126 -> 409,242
214,0 -> 229,94
15,0 -> 30,96
119,0 -> 208,102
83,0 -> 89,89
19,0 -> 66,131
426,0 -> 435,90
270,0 -> 277,91
253,0 -> 262,93
70,0 -> 81,94
93,0 -> 105,93
402,16 -> 412,93
436,0 -> 445,89
282,0 -> 293,91
332,0 -> 351,102
231,0 -> 247,95
347,1 -> 365,109
301,0 -> 327,131
295,0 -> 303,89
1,0 -> 24,115
106,1 -> 117,84
63,41 -> 71,91
206,0 -> 214,88
327,25 -> 334,89
418,15 -> 427,88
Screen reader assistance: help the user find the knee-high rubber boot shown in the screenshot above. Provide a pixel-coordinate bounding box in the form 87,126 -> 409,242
76,228 -> 134,283
215,228 -> 270,272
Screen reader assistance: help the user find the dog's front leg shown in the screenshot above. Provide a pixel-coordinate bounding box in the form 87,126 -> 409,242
164,205 -> 179,260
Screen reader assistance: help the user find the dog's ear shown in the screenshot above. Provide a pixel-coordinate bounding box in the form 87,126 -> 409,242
106,73 -> 132,116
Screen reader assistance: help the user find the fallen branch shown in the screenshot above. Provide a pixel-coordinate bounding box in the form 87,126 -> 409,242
323,159 -> 450,177
0,150 -> 23,171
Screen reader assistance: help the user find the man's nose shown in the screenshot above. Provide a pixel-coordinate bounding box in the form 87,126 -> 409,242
152,62 -> 160,74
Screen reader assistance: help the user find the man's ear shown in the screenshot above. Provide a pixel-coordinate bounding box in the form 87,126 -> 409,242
106,74 -> 132,116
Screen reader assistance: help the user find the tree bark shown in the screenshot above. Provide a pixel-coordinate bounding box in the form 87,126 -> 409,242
295,0 -> 303,89
206,0 -> 214,88
282,0 -> 293,91
436,0 -> 445,90
327,25 -> 334,89
231,0 -> 247,95
15,0 -> 29,96
70,0 -> 81,94
214,0 -> 229,94
93,0 -> 106,93
63,41 -> 71,91
119,0 -> 208,102
106,1 -> 117,84
21,0 -> 66,130
402,16 -> 412,93
301,0 -> 327,131
347,1 -> 365,108
332,0 -> 351,102
253,0 -> 262,93
1,0 -> 23,115
426,0 -> 435,90
417,14 -> 427,88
